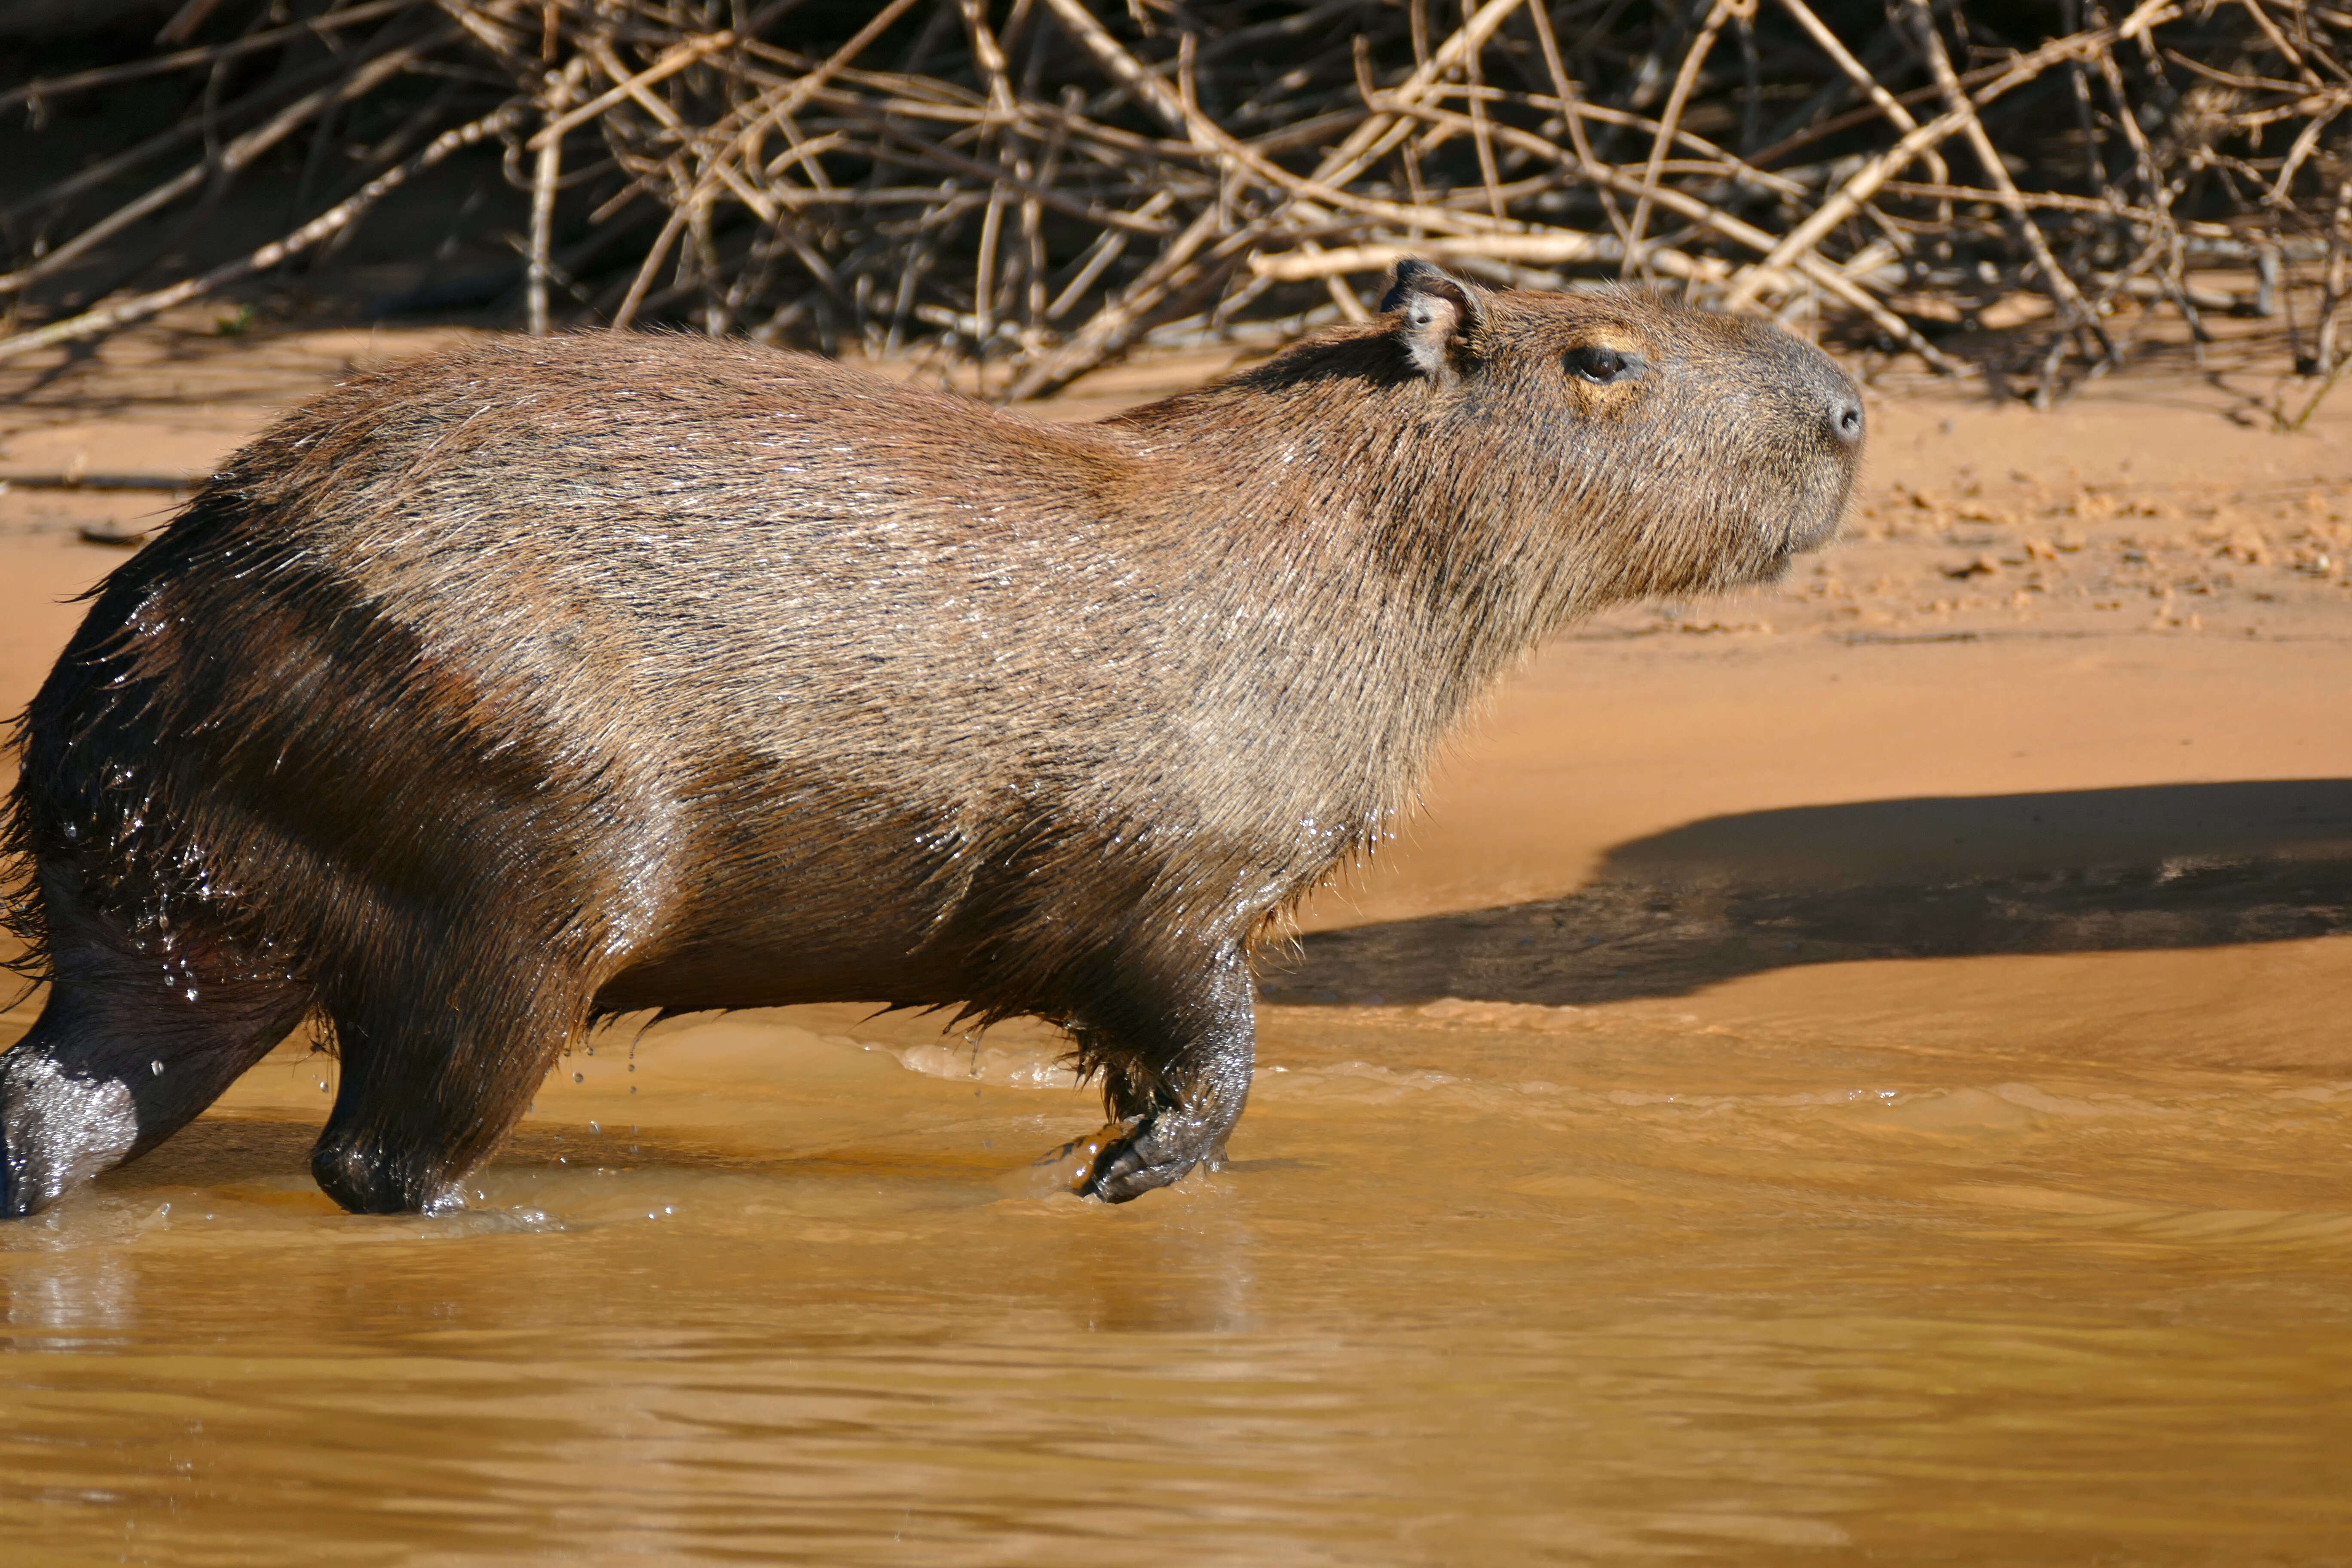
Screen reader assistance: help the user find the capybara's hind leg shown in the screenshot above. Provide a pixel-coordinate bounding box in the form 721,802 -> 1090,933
1,938 -> 310,1217
310,965 -> 593,1214
1057,947 -> 1256,1204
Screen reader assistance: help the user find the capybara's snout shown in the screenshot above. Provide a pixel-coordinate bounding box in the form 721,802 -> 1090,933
1537,293 -> 1867,585
1765,328 -> 1867,557
1804,353 -> 1865,551
1820,369 -> 1866,456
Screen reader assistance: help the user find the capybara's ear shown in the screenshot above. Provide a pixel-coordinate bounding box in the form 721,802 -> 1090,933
1381,258 -> 1486,377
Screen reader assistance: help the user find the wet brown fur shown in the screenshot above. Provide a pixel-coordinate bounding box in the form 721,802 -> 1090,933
0,267 -> 1861,1215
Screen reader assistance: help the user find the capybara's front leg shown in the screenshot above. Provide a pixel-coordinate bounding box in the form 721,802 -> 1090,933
1,931 -> 309,1218
1057,949 -> 1255,1203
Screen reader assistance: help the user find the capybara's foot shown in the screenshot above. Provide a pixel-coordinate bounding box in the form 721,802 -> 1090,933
310,1132 -> 454,1215
0,1056 -> 141,1218
1051,1114 -> 1226,1203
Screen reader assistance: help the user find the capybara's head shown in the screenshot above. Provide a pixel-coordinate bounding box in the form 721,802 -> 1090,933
1177,260 -> 1865,606
1390,260 -> 1863,595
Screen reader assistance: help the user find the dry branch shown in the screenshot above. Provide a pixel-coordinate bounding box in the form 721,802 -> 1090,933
1,0 -> 2346,406
0,106 -> 521,362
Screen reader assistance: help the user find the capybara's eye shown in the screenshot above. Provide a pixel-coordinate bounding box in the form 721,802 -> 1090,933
1563,346 -> 1632,384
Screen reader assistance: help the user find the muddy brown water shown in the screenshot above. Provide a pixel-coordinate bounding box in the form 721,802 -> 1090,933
4,967 -> 2352,1565
6,334 -> 2352,1562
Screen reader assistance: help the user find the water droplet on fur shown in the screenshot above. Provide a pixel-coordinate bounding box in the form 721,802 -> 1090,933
588,1122 -> 600,1135
572,1072 -> 584,1084
150,1060 -> 163,1076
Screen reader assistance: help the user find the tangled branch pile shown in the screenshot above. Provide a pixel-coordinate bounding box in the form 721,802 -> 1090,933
4,0 -> 2349,405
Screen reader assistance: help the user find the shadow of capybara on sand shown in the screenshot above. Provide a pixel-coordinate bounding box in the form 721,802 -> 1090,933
1261,780 -> 2352,1007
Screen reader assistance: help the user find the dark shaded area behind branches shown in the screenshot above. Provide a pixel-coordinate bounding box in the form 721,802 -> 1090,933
2,0 -> 2346,406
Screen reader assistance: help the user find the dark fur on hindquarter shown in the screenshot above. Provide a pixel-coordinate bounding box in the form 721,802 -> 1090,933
0,263 -> 1862,1216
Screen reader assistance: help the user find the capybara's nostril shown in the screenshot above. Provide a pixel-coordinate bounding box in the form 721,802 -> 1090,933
1829,397 -> 1864,447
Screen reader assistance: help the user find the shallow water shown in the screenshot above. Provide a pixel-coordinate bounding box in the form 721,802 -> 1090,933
5,944 -> 2351,1566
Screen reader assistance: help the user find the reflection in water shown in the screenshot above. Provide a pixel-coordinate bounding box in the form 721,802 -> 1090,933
6,1244 -> 133,1342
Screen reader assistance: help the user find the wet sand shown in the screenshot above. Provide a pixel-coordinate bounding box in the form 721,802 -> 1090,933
3,318 -> 2352,1563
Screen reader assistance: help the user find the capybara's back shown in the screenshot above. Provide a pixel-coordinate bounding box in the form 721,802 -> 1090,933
1,262 -> 1862,1216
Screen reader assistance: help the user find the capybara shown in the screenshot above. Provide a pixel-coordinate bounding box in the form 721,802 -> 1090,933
0,261 -> 1862,1216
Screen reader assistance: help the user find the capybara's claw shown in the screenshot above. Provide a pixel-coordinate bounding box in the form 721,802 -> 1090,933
1045,1118 -> 1143,1196
1052,1115 -> 1216,1203
1086,1141 -> 1193,1203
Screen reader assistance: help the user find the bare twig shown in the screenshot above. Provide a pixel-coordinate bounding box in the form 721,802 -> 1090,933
1899,0 -> 2113,396
1627,0 -> 1746,271
1723,0 -> 2184,310
0,23 -> 455,299
528,58 -> 587,337
0,106 -> 522,362
3,0 -> 2342,399
0,0 -> 425,116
